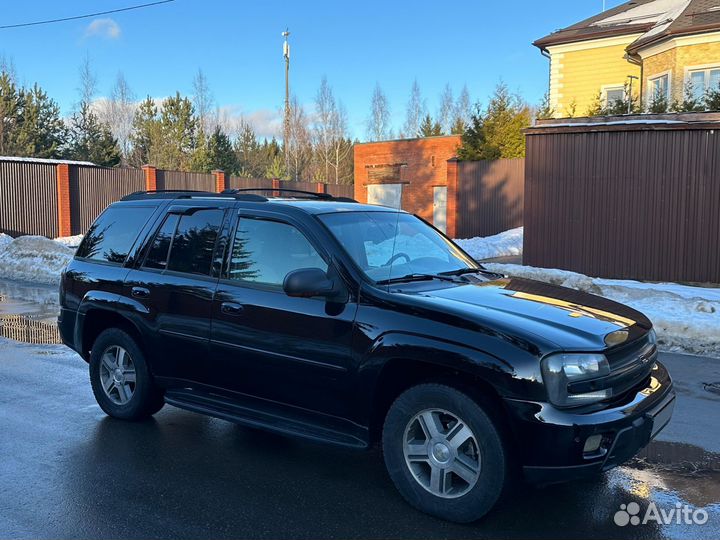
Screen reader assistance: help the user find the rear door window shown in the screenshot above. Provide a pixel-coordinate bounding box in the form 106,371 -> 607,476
143,214 -> 180,270
77,206 -> 155,264
165,209 -> 224,275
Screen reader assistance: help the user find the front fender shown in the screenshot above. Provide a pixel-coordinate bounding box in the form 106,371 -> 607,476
355,331 -> 546,425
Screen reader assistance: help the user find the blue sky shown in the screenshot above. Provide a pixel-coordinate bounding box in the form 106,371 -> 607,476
0,0 -> 626,139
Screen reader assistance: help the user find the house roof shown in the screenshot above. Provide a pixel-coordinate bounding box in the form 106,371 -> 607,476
533,0 -> 720,52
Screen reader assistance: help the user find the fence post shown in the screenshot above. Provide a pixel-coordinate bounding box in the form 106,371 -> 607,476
55,163 -> 72,238
272,178 -> 280,197
446,158 -> 459,239
316,183 -> 327,195
142,165 -> 157,191
213,170 -> 227,193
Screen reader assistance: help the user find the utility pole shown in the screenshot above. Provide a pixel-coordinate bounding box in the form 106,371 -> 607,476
282,28 -> 291,177
627,75 -> 638,114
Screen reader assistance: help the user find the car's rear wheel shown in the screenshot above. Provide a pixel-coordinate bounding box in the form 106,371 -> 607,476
382,383 -> 507,523
89,328 -> 164,420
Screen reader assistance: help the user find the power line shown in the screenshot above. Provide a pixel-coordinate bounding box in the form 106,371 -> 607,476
0,0 -> 175,30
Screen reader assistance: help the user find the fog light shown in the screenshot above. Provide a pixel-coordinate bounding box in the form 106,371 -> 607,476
583,434 -> 603,453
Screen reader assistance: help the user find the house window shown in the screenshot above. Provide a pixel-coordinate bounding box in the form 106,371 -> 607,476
604,87 -> 625,107
688,67 -> 720,100
649,74 -> 670,102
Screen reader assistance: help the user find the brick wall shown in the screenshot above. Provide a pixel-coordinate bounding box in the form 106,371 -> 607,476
353,135 -> 461,236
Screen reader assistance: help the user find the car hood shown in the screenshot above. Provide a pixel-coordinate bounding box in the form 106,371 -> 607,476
403,276 -> 652,350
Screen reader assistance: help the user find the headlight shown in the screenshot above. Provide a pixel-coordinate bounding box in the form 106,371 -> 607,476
647,328 -> 657,345
541,353 -> 611,408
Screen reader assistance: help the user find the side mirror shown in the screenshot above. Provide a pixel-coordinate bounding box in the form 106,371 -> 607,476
283,267 -> 338,299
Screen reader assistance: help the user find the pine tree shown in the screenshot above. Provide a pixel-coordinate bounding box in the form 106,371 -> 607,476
482,83 -> 531,158
536,92 -> 555,120
456,104 -> 499,161
67,101 -> 121,166
0,71 -> 21,155
671,80 -> 704,112
206,126 -> 237,173
418,114 -> 442,137
156,92 -> 197,170
265,154 -> 286,179
128,96 -> 159,167
234,121 -> 262,177
704,81 -> 720,111
16,84 -> 67,159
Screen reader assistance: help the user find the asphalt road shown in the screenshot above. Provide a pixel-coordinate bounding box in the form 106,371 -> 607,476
1,340 -> 719,540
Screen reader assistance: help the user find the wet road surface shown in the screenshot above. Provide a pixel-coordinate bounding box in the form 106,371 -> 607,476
0,281 -> 719,539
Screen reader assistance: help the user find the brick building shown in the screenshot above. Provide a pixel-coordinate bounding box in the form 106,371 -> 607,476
353,135 -> 461,237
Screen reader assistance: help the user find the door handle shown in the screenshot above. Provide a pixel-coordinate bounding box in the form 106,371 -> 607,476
221,302 -> 244,316
131,287 -> 150,299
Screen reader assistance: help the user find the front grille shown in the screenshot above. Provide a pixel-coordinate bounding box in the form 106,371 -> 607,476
606,332 -> 657,398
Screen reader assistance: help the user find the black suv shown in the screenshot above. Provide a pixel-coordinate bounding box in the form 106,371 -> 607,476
59,188 -> 675,523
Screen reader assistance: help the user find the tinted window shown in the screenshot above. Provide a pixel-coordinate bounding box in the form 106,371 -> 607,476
319,211 -> 475,282
228,219 -> 326,285
166,209 -> 224,275
77,206 -> 155,264
143,214 -> 180,270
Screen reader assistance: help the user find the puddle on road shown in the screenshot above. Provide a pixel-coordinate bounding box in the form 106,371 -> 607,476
617,440 -> 720,510
0,280 -> 62,345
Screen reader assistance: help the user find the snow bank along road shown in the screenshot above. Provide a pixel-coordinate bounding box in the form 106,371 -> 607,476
0,229 -> 718,357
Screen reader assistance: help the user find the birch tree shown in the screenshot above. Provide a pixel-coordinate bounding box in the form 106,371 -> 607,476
366,83 -> 391,141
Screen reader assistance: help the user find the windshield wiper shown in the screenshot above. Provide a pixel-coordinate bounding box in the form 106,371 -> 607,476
376,273 -> 460,286
440,268 -> 481,276
440,267 -> 503,279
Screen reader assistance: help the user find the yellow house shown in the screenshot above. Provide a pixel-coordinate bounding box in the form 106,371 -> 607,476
534,0 -> 720,117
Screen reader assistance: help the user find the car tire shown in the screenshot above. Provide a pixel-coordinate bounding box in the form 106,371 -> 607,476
382,383 -> 507,523
89,328 -> 164,420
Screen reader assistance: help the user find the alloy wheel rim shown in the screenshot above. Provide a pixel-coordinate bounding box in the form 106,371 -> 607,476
99,345 -> 136,405
403,408 -> 481,498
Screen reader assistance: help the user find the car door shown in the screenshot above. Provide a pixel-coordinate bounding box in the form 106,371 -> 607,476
123,205 -> 228,385
209,210 -> 358,416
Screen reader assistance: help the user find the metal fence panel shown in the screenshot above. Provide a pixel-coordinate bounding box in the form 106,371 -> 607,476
0,162 -> 58,237
70,167 -> 145,234
456,158 -> 525,239
158,170 -> 215,192
228,177 -> 273,190
524,125 -> 720,283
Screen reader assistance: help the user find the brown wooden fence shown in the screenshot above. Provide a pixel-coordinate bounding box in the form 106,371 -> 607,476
69,166 -> 145,235
0,161 -> 59,237
0,160 -> 355,238
456,158 -> 524,238
524,120 -> 720,283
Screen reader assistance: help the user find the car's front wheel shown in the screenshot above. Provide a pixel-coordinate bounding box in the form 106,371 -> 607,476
89,328 -> 164,420
382,383 -> 507,523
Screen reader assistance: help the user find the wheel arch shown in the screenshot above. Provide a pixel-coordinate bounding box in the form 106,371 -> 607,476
80,308 -> 145,363
362,335 -> 517,446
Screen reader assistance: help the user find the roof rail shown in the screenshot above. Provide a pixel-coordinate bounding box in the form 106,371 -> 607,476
222,187 -> 334,200
121,190 -> 268,202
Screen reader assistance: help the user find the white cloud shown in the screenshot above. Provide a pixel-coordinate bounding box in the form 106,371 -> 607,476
85,18 -> 121,40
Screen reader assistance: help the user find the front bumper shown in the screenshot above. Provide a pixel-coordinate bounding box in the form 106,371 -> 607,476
504,361 -> 675,485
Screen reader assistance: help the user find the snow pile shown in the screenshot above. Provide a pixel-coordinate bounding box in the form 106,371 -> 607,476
54,235 -> 84,249
0,236 -> 74,285
0,233 -> 13,252
454,227 -> 523,261
485,263 -> 720,358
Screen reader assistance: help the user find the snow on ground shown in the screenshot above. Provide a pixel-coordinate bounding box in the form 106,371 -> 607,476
484,263 -> 720,358
0,233 -> 13,251
0,236 -> 74,286
454,227 -> 523,261
53,235 -> 84,249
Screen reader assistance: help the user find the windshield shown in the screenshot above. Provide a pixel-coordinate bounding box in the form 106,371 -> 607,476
319,211 -> 478,283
